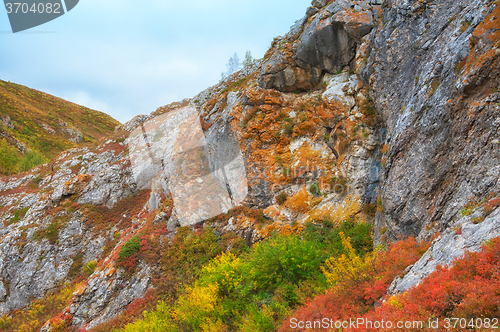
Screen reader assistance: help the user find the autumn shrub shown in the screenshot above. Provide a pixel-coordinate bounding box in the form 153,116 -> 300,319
121,301 -> 177,332
339,139 -> 350,154
356,236 -> 500,331
120,222 -> 375,332
199,252 -> 243,296
305,195 -> 361,225
284,124 -> 294,136
280,236 -> 430,331
83,260 -> 97,276
0,283 -> 76,332
321,232 -> 379,287
32,215 -> 68,245
83,189 -> 151,232
161,227 -> 222,282
428,77 -> 440,97
242,108 -> 258,128
285,188 -> 310,213
308,182 -> 320,196
363,202 -> 377,218
67,251 -> 83,280
174,283 -> 224,330
117,236 -> 141,272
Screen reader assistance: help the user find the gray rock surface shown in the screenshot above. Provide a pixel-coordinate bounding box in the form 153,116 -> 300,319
0,115 -> 14,129
258,0 -> 375,92
63,127 -> 84,143
0,141 -> 149,325
357,0 -> 500,243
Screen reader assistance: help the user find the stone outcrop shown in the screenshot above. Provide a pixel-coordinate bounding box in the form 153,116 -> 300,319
0,115 -> 14,129
63,127 -> 84,143
258,0 -> 376,92
0,128 -> 27,154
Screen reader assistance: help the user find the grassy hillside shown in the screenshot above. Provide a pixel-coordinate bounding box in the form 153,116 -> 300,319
0,79 -> 120,174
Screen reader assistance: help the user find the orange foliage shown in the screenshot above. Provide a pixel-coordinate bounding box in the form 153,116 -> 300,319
285,188 -> 310,213
472,4 -> 500,44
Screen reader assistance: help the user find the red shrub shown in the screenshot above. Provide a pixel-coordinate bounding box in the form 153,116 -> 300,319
279,237 -> 430,332
358,236 -> 500,331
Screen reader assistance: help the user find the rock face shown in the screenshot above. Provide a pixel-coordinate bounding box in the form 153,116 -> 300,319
357,0 -> 500,243
0,141 -> 137,318
0,128 -> 27,153
258,0 -> 376,92
0,115 -> 14,129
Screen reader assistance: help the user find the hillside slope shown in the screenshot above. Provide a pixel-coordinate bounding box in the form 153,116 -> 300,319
0,80 -> 120,175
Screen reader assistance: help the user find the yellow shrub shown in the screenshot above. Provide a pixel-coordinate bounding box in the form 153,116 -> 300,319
200,252 -> 243,295
321,232 -> 378,290
123,301 -> 177,332
200,318 -> 227,332
173,283 -> 222,329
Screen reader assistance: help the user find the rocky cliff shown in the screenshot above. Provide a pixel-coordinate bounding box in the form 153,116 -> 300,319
0,0 -> 499,330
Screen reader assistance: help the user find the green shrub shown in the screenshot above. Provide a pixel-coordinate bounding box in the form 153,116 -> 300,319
0,139 -> 20,175
19,150 -> 46,172
9,207 -> 29,224
242,234 -> 326,293
276,192 -> 288,205
83,260 -> 97,276
0,139 -> 46,175
303,220 -> 373,257
119,236 -> 141,261
309,183 -> 320,196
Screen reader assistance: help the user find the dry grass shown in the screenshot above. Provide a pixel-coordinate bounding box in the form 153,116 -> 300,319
305,195 -> 361,224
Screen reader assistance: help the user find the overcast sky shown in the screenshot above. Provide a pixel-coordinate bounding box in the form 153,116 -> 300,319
0,0 -> 311,123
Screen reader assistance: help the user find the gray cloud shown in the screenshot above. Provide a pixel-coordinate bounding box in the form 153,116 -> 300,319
0,0 -> 310,123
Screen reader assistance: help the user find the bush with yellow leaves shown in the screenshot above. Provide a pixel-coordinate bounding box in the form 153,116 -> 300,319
321,231 -> 379,289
